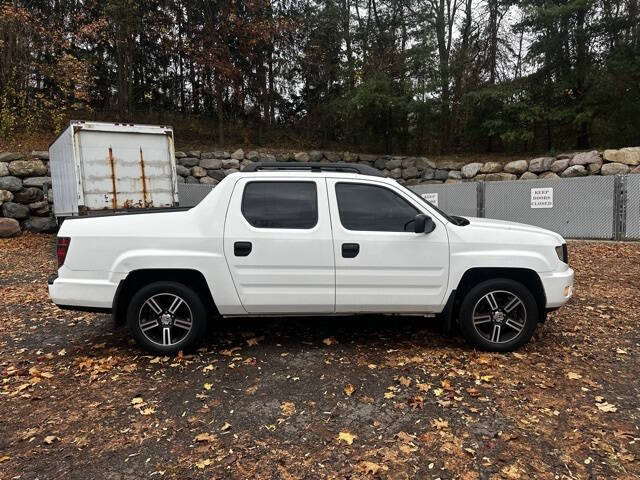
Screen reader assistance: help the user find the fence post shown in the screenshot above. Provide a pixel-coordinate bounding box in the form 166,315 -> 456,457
613,175 -> 627,241
476,182 -> 485,218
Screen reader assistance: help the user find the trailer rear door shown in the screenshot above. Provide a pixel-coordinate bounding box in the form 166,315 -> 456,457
77,128 -> 177,211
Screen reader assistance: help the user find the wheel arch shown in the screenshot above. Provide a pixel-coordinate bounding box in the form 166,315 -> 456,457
112,269 -> 217,325
452,267 -> 546,323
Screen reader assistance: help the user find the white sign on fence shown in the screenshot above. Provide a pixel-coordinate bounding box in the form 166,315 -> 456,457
531,187 -> 553,208
421,192 -> 439,207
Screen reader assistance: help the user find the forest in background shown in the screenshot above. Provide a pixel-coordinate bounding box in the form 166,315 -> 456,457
1,0 -> 639,155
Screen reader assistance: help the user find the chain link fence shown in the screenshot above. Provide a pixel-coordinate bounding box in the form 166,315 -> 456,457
411,182 -> 479,218
177,183 -> 216,208
178,175 -> 638,240
624,175 -> 640,240
483,176 -> 616,240
410,175 -> 637,241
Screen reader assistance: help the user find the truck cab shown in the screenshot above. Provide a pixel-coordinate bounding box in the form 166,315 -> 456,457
49,162 -> 574,353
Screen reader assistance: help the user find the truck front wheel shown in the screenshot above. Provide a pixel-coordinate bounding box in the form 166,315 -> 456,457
458,278 -> 539,352
126,281 -> 207,354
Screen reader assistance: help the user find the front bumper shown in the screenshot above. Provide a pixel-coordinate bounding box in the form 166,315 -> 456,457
540,267 -> 574,308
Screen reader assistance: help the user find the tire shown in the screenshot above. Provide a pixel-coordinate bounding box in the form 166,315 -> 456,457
126,281 -> 207,354
458,278 -> 539,352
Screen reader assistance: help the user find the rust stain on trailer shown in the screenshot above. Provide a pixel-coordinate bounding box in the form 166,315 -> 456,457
139,147 -> 149,207
108,147 -> 118,209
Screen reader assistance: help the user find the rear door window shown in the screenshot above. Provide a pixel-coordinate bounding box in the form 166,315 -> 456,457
241,181 -> 318,229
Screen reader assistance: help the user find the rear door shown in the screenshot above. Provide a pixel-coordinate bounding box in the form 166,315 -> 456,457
327,178 -> 449,313
223,177 -> 335,314
77,129 -> 176,210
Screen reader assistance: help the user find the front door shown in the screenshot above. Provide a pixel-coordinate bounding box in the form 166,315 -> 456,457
326,178 -> 450,313
224,177 -> 335,314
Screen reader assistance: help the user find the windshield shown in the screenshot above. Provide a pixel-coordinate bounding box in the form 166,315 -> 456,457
402,185 -> 466,225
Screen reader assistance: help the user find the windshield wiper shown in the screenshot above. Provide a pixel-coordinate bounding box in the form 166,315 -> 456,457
450,215 -> 470,226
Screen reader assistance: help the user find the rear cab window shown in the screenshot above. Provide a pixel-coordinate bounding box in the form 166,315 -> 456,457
241,181 -> 318,229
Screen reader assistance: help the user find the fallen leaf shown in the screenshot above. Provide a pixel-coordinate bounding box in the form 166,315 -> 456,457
432,418 -> 449,430
131,397 -> 144,406
417,383 -> 431,392
567,372 -> 582,380
398,376 -> 411,387
203,364 -> 215,372
384,391 -> 395,399
194,433 -> 217,443
196,458 -> 212,469
220,422 -> 231,431
596,402 -> 617,413
322,337 -> 337,346
204,383 -> 213,390
476,354 -> 491,364
0,456 -> 9,463
501,464 -> 521,479
616,348 -> 627,354
245,385 -> 258,395
140,407 -> 155,415
399,442 -> 418,453
280,401 -> 296,416
396,431 -> 415,443
57,349 -> 66,356
408,396 -> 423,410
337,431 -> 357,445
44,435 -> 57,444
359,461 -> 388,475
466,387 -> 480,397
344,384 -> 356,396
220,347 -> 241,356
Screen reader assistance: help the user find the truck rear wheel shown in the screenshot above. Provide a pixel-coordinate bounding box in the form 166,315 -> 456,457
126,281 -> 207,354
458,278 -> 538,352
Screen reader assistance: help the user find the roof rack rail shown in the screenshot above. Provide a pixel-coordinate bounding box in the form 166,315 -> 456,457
242,162 -> 385,177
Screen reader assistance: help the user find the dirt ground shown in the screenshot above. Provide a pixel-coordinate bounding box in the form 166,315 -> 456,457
0,234 -> 638,480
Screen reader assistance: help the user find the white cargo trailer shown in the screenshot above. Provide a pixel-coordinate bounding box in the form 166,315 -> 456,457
49,121 -> 179,218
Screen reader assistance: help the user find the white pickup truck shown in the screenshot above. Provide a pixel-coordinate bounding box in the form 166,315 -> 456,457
48,162 -> 574,354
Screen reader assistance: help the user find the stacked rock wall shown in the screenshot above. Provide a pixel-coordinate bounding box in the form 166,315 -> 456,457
1,146 -> 639,237
0,151 -> 55,237
173,148 -> 640,187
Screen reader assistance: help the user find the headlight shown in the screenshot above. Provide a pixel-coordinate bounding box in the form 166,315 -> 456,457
555,244 -> 568,264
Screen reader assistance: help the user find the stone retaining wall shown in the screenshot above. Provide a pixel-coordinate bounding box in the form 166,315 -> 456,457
0,151 -> 55,237
1,146 -> 639,237
174,147 -> 640,187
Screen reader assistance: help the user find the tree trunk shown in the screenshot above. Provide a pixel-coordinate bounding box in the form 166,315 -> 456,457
342,0 -> 355,89
215,76 -> 224,145
435,0 -> 451,152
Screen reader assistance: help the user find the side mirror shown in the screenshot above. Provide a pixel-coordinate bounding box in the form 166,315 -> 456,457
414,214 -> 436,234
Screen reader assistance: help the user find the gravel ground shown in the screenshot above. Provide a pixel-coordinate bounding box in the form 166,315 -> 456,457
0,234 -> 639,480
